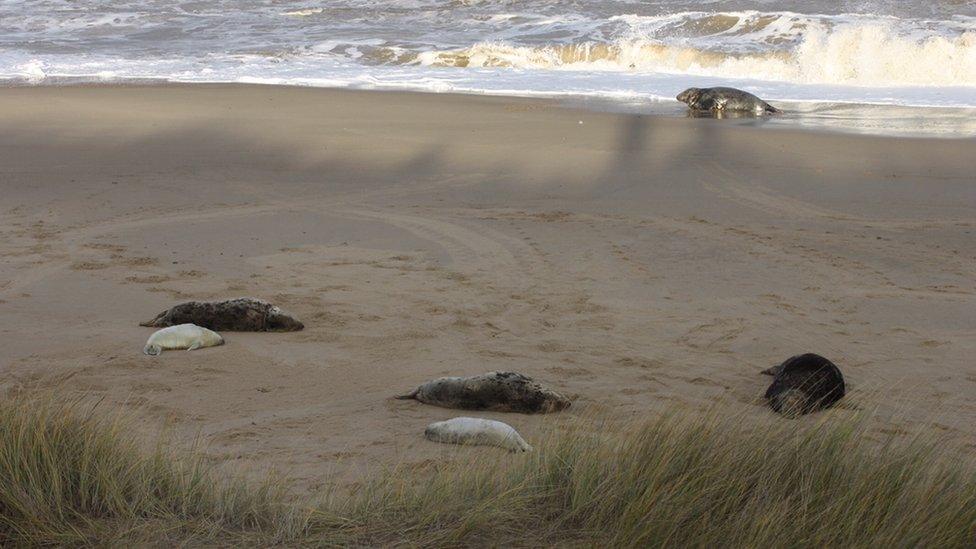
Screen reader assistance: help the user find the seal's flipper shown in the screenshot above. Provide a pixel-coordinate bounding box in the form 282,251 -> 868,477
187,341 -> 202,351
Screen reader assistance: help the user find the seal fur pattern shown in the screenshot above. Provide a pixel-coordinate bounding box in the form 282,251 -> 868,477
143,323 -> 224,356
140,298 -> 303,332
396,371 -> 571,413
764,353 -> 845,417
677,87 -> 781,115
424,417 -> 532,452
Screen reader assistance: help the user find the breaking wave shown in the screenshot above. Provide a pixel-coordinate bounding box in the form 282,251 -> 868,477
412,14 -> 976,87
3,3 -> 976,110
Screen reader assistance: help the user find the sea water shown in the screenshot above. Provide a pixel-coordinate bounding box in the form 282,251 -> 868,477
3,0 -> 975,135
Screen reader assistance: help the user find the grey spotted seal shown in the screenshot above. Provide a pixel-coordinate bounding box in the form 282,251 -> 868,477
676,87 -> 781,115
140,298 -> 303,332
424,417 -> 532,452
395,371 -> 571,413
763,353 -> 845,417
143,323 -> 224,356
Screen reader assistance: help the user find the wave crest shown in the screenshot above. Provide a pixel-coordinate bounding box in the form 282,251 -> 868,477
412,21 -> 976,87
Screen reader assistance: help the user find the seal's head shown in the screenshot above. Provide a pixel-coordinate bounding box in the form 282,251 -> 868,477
491,371 -> 572,413
266,306 -> 304,331
769,388 -> 807,418
676,87 -> 702,106
539,390 -> 572,413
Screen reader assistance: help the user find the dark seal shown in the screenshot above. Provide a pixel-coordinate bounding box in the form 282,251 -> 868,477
676,87 -> 781,115
763,353 -> 845,417
395,371 -> 571,414
140,298 -> 304,332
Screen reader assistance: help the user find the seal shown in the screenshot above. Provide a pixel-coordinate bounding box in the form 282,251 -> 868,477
143,323 -> 224,356
676,87 -> 781,115
424,417 -> 532,452
140,298 -> 303,332
395,371 -> 571,413
763,353 -> 845,417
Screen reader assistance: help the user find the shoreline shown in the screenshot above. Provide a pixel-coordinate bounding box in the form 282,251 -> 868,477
3,79 -> 976,138
1,84 -> 974,487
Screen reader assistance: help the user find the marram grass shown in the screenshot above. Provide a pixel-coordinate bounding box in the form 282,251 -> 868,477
1,395 -> 974,547
0,396 -> 303,546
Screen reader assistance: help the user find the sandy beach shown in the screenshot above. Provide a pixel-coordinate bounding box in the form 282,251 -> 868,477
0,84 -> 974,490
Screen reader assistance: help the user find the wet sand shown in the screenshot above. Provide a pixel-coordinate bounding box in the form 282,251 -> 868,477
1,84 -> 974,489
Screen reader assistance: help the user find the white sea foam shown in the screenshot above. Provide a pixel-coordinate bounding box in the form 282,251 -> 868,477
283,8 -> 325,17
413,12 -> 976,88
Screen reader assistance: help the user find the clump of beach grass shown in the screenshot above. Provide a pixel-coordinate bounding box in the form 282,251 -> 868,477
2,394 -> 974,546
344,411 -> 976,547
0,396 -> 303,545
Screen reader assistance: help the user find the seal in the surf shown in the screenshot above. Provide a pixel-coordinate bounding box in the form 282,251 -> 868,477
424,417 -> 532,452
676,87 -> 781,115
140,298 -> 304,332
763,353 -> 845,417
395,371 -> 571,413
143,323 -> 224,356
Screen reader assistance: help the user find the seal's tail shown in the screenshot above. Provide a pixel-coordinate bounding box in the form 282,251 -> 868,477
139,310 -> 166,327
394,388 -> 419,400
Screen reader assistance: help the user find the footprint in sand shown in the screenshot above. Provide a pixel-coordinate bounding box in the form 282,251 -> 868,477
614,356 -> 665,370
546,365 -> 594,379
83,242 -> 126,253
71,261 -> 110,270
212,428 -> 260,444
126,274 -> 172,284
132,381 -> 173,393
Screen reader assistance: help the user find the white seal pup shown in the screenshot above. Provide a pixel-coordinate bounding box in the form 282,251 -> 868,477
676,87 -> 781,115
143,323 -> 224,356
424,417 -> 532,452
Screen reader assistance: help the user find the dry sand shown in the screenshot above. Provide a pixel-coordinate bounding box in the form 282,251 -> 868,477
0,84 -> 974,490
